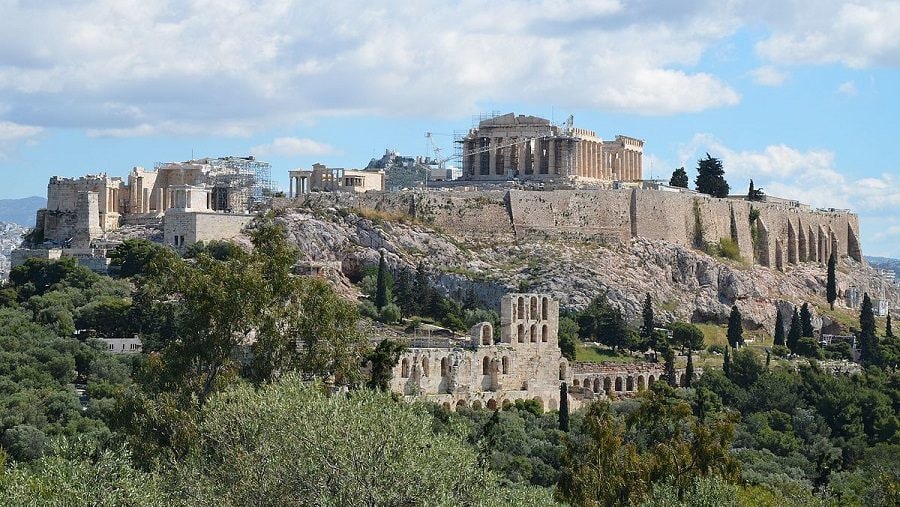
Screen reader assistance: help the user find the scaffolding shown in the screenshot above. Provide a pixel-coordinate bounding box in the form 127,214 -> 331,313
153,156 -> 274,212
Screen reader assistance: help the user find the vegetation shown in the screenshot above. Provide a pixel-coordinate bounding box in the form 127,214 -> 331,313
669,167 -> 689,188
695,153 -> 730,198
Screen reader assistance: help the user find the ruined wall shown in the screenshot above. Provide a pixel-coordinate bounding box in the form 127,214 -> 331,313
163,211 -> 254,249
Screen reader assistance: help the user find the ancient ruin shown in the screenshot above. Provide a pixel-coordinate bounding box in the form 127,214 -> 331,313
288,163 -> 385,196
459,113 -> 643,183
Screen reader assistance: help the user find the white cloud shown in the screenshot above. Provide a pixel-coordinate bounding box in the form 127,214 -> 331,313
838,80 -> 858,96
0,121 -> 42,159
250,137 -> 335,157
749,66 -> 788,86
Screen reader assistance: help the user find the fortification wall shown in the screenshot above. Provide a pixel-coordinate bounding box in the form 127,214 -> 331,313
506,189 -> 632,243
163,211 -> 254,249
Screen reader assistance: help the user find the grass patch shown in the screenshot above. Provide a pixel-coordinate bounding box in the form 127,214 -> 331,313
659,299 -> 680,313
575,343 -> 638,364
354,207 -> 411,225
695,323 -> 728,348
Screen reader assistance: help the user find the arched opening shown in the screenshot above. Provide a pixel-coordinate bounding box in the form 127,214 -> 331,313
615,377 -> 623,391
517,297 -> 525,319
517,324 -> 525,343
573,378 -> 580,387
440,357 -> 448,376
481,325 -> 492,345
648,375 -> 655,386
637,376 -> 645,390
542,324 -> 549,342
422,357 -> 429,377
482,356 -> 491,375
456,400 -> 467,409
442,402 -> 451,410
680,373 -> 686,387
530,324 -> 537,342
559,362 -> 567,380
549,398 -> 558,410
542,297 -> 549,320
487,399 -> 498,410
472,400 -> 483,410
532,397 -> 544,411
530,297 -> 538,318
502,356 -> 509,374
401,358 -> 409,378
604,377 -> 612,392
626,376 -> 634,391
593,378 -> 601,393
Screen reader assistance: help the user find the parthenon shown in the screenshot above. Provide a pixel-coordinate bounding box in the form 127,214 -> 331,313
460,113 -> 644,183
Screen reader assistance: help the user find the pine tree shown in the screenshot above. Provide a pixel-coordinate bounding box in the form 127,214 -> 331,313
826,253 -> 837,310
859,292 -> 880,364
413,262 -> 430,316
787,308 -> 802,353
723,345 -> 731,378
663,346 -> 677,387
774,309 -> 786,346
887,313 -> 894,339
375,250 -> 388,310
800,302 -> 814,338
669,167 -> 689,188
727,305 -> 743,348
685,349 -> 694,388
559,382 -> 570,432
393,268 -> 414,316
640,293 -> 655,342
695,153 -> 730,197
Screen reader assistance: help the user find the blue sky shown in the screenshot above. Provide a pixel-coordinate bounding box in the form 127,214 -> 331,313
0,1 -> 898,256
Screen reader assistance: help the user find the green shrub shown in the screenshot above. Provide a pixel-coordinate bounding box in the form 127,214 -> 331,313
379,303 -> 401,324
771,345 -> 790,358
358,300 -> 378,320
717,237 -> 741,261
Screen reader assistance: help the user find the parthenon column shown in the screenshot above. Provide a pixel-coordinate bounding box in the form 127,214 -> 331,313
488,138 -> 497,176
637,152 -> 643,180
548,139 -> 556,176
592,143 -> 599,179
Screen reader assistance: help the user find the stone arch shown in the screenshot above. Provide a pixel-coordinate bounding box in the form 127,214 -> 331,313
559,361 -> 567,380
542,297 -> 549,320
517,297 -> 525,319
487,399 -> 498,410
440,357 -> 449,376
626,376 -> 634,391
637,375 -> 645,390
517,324 -> 525,343
501,356 -> 509,374
603,377 -> 612,392
549,398 -> 558,410
530,296 -> 538,319
472,400 -> 483,410
573,378 -> 580,387
401,358 -> 409,378
456,399 -> 467,409
530,324 -> 538,342
593,378 -> 601,393
648,374 -> 655,386
482,356 -> 491,375
542,324 -> 549,342
422,357 -> 429,377
615,377 -> 623,391
481,324 -> 493,345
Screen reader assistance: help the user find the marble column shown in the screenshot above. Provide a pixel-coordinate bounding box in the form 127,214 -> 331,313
548,139 -> 556,175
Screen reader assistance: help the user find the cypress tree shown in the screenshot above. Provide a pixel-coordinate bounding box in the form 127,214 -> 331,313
886,313 -> 893,339
826,253 -> 837,310
640,293 -> 655,342
393,268 -> 414,316
727,305 -> 743,348
695,153 -> 730,197
375,250 -> 388,310
859,293 -> 880,364
663,346 -> 677,387
685,349 -> 694,388
787,308 -> 802,353
669,167 -> 689,188
559,382 -> 570,432
774,309 -> 786,346
800,302 -> 814,338
723,345 -> 731,378
413,262 -> 430,316
748,180 -> 755,201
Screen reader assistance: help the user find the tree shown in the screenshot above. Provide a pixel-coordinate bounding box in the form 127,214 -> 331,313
723,346 -> 731,378
670,167 -> 689,188
557,315 -> 579,361
559,382 -> 570,432
800,302 -> 814,338
366,339 -> 406,391
109,239 -> 169,278
413,262 -> 431,316
375,250 -> 388,310
663,346 -> 678,387
827,253 -> 837,310
695,153 -> 730,198
859,292 -> 880,364
727,305 -> 743,348
393,268 -> 414,316
747,179 -> 764,201
640,293 -> 655,343
577,294 -> 629,351
886,313 -> 893,339
685,349 -> 694,388
729,349 -> 764,389
787,307 -> 802,353
670,322 -> 705,352
774,309 -> 786,346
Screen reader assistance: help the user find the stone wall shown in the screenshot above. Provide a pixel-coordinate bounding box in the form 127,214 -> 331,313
163,211 -> 254,249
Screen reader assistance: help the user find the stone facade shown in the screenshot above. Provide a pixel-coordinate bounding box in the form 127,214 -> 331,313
163,210 -> 254,250
289,163 -> 385,196
460,113 -> 643,183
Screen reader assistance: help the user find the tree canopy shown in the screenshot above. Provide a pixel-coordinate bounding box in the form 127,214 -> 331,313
695,154 -> 730,197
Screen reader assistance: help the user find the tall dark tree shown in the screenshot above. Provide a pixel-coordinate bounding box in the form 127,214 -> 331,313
887,313 -> 894,339
787,307 -> 802,353
723,345 -> 731,378
726,305 -> 743,348
773,309 -> 786,346
366,339 -> 407,391
413,262 -> 431,316
695,153 -> 730,197
685,349 -> 694,388
662,346 -> 677,387
393,268 -> 414,316
826,253 -> 837,310
859,292 -> 880,364
669,167 -> 689,188
640,293 -> 654,343
463,284 -> 478,311
800,302 -> 814,338
747,179 -> 764,201
375,251 -> 388,310
559,382 -> 570,432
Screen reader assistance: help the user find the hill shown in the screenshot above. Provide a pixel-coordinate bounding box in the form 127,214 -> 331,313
867,255 -> 900,278
0,196 -> 45,226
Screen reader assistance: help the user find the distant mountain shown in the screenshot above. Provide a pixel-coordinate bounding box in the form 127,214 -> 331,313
866,256 -> 900,278
0,196 -> 45,227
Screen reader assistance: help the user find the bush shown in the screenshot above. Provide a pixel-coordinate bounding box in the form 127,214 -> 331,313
794,337 -> 823,359
358,300 -> 378,320
771,345 -> 790,358
379,303 -> 401,324
708,344 -> 726,354
717,237 -> 741,261
2,424 -> 48,461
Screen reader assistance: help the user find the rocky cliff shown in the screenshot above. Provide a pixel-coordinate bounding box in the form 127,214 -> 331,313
260,206 -> 896,335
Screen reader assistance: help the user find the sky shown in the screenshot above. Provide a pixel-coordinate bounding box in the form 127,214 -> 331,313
0,0 -> 898,256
